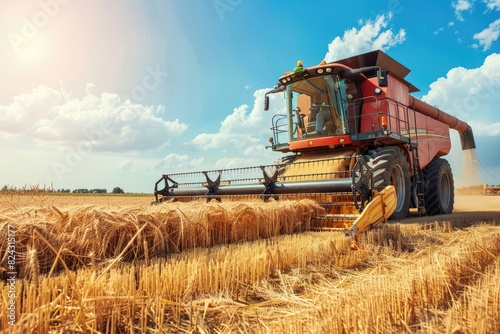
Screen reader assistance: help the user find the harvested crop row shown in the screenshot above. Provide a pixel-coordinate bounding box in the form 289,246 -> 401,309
0,200 -> 323,279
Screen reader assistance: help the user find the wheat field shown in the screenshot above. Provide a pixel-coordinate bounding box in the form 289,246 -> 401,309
0,192 -> 499,333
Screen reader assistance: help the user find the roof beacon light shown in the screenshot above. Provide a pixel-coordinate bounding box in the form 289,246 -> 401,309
293,60 -> 304,73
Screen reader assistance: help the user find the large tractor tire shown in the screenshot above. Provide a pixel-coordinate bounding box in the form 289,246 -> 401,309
423,158 -> 454,215
364,147 -> 411,219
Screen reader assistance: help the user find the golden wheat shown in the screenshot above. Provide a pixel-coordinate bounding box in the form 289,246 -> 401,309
0,193 -> 499,333
0,199 -> 323,280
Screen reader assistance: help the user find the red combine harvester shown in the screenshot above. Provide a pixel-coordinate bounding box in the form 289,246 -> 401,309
154,50 -> 475,241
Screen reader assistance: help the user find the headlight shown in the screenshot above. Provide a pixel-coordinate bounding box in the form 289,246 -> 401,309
325,67 -> 333,73
374,87 -> 382,95
317,68 -> 324,74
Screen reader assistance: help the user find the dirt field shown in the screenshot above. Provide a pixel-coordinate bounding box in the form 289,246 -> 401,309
454,194 -> 500,212
1,192 -> 499,333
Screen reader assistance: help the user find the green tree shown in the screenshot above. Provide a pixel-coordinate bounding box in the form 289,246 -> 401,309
112,187 -> 124,194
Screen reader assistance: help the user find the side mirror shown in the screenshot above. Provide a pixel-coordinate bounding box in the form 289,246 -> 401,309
377,69 -> 388,87
264,95 -> 269,111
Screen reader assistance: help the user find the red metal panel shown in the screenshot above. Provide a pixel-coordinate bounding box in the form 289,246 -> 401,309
387,75 -> 409,105
288,135 -> 352,151
359,79 -> 385,133
414,114 -> 451,169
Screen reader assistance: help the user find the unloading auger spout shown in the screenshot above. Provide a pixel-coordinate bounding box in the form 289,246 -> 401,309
408,96 -> 476,150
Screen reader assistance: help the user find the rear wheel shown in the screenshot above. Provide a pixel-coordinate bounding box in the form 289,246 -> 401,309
423,158 -> 454,215
364,147 -> 411,219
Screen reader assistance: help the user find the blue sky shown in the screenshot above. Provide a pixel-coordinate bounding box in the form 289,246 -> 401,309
1,0 -> 499,193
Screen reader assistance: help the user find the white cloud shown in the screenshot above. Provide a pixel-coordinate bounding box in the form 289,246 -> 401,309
0,85 -> 62,134
452,0 -> 474,21
116,154 -> 204,175
422,52 -> 500,186
434,22 -> 455,36
153,153 -> 205,173
324,13 -> 406,62
190,157 -> 205,167
467,121 -> 500,136
244,82 -> 257,90
422,53 -> 500,135
190,88 -> 285,152
434,27 -> 446,35
164,153 -> 189,163
243,145 -> 265,157
184,87 -> 288,171
214,157 -> 257,170
473,18 -> 500,50
0,84 -> 188,152
483,0 -> 500,11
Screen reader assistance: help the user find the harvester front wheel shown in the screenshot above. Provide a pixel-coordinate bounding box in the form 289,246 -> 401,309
423,158 -> 454,215
364,147 -> 411,219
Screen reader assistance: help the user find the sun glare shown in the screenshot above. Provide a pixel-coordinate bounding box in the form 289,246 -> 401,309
15,33 -> 49,65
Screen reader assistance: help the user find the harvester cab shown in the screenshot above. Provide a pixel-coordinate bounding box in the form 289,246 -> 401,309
154,50 -> 475,245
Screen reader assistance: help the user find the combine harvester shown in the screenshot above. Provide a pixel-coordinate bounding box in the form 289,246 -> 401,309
154,50 -> 475,245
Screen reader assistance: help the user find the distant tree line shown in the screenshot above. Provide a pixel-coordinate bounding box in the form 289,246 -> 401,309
1,185 -> 126,194
72,188 -> 108,194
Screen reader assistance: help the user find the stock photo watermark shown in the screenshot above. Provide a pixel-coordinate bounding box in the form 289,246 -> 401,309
213,0 -> 243,20
127,64 -> 169,102
369,0 -> 403,18
461,76 -> 497,113
5,224 -> 17,326
7,0 -> 71,53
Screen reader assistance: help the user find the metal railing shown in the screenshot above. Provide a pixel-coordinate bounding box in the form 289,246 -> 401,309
270,113 -> 289,147
346,96 -> 416,141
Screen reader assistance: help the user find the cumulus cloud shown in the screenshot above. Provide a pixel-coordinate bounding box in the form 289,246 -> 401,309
324,13 -> 406,62
117,153 -> 204,175
214,156 -> 259,170
0,84 -> 188,152
0,85 -> 62,134
153,153 -> 205,173
452,0 -> 474,21
190,88 -> 285,151
483,0 -> 500,11
422,53 -> 500,136
421,52 -> 500,186
185,87 -> 287,169
473,18 -> 500,50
